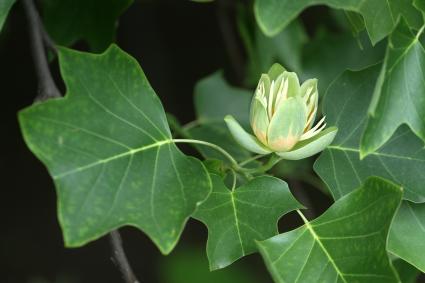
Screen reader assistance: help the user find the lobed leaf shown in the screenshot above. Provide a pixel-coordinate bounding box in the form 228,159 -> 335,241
314,64 -> 425,202
193,174 -> 302,270
19,45 -> 212,254
257,177 -> 402,283
315,63 -> 425,276
361,19 -> 425,156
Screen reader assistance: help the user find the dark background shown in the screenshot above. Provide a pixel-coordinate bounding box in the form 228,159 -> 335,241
1,1 -> 422,283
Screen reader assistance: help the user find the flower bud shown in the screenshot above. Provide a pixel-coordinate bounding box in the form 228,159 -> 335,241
225,64 -> 337,160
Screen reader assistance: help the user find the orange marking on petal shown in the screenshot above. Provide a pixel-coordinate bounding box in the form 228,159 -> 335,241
268,135 -> 298,152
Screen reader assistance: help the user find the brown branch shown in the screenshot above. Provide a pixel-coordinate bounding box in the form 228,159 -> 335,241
22,0 -> 60,101
109,230 -> 140,283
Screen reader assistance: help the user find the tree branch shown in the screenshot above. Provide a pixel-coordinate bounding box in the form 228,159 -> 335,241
109,230 -> 140,283
22,0 -> 60,101
23,2 -> 140,282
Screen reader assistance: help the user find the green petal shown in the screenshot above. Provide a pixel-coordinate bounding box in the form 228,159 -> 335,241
250,75 -> 270,145
282,72 -> 301,98
250,103 -> 269,145
250,75 -> 269,112
267,63 -> 286,81
276,127 -> 337,160
300,78 -> 318,99
300,78 -> 318,130
267,97 -> 307,152
225,115 -> 271,154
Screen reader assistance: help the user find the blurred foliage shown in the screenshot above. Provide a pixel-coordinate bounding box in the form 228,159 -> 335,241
158,245 -> 269,283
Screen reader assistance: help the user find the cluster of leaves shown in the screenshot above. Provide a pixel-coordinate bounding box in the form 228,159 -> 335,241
2,0 -> 425,282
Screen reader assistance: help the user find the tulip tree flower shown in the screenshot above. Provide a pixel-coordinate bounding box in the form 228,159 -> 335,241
225,64 -> 337,160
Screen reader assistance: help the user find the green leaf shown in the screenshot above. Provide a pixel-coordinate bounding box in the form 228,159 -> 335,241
361,19 -> 425,157
301,30 -> 385,95
254,0 -> 423,44
257,177 -> 402,283
18,45 -> 212,254
194,71 -> 251,127
42,0 -> 132,52
0,0 -> 14,32
193,174 -> 302,270
388,201 -> 425,273
314,65 -> 425,202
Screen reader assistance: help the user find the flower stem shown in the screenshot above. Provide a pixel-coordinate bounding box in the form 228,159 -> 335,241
241,154 -> 281,174
172,139 -> 280,175
239,154 -> 266,166
230,168 -> 237,191
172,139 -> 241,170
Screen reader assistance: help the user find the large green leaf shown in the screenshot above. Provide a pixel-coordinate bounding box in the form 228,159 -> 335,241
18,45 -> 212,254
42,0 -> 132,52
254,0 -> 423,44
194,71 -> 251,127
257,177 -> 402,283
388,201 -> 425,272
193,174 -> 302,270
314,65 -> 425,202
0,0 -> 14,32
314,64 -> 425,275
361,20 -> 425,157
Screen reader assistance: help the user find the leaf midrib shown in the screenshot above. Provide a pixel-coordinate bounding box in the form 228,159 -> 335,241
327,145 -> 424,162
53,139 -> 172,179
230,192 -> 245,255
297,211 -> 348,283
